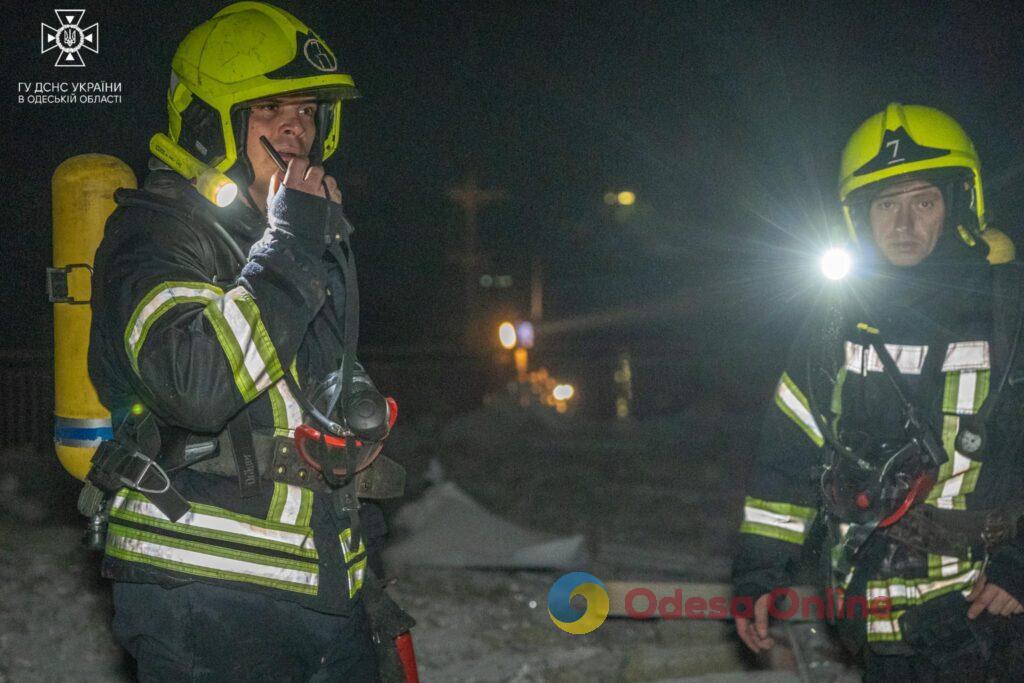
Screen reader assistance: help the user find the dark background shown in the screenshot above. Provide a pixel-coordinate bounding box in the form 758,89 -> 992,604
3,0 -> 1024,419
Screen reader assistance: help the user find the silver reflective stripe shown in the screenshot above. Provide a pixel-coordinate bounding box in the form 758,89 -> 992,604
742,506 -> 808,535
339,528 -> 367,563
867,568 -> 980,604
347,557 -> 367,598
126,284 -> 222,355
937,555 -> 963,578
219,287 -> 276,394
934,452 -> 977,508
775,376 -> 823,444
867,619 -> 900,636
108,533 -> 319,588
942,341 -> 990,372
845,341 -> 928,375
279,485 -> 303,526
113,494 -> 311,549
955,371 -> 978,414
277,378 -> 304,431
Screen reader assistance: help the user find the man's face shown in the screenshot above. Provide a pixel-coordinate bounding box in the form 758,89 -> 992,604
868,179 -> 946,267
244,95 -> 319,197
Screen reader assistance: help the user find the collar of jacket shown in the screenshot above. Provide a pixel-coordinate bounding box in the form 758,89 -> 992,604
143,160 -> 266,244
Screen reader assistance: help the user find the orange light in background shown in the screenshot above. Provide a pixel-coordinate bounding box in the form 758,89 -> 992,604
616,190 -> 636,206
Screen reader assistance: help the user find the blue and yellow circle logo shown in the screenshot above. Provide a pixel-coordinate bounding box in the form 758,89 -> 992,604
547,572 -> 609,634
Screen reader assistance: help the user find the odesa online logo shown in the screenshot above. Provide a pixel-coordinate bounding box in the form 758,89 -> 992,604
548,572 -> 609,635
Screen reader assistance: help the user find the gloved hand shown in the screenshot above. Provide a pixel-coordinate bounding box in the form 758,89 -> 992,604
266,157 -> 348,254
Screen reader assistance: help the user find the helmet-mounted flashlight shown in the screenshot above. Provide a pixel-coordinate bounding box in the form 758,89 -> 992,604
150,133 -> 238,208
820,246 -> 853,281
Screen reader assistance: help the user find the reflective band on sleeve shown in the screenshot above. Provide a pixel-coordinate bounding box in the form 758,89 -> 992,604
107,524 -> 319,595
739,497 -> 817,545
845,341 -> 928,375
941,341 -> 990,372
774,372 -> 824,446
124,282 -> 223,375
204,286 -> 284,402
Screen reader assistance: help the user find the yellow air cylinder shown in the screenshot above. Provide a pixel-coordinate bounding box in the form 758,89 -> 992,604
51,154 -> 136,480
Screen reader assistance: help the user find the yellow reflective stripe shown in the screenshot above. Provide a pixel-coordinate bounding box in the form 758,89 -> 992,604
267,483 -> 314,528
270,374 -> 304,438
928,553 -> 974,579
864,564 -> 981,642
339,527 -> 367,563
866,566 -> 980,609
774,372 -> 824,447
112,490 -> 316,557
931,368 -> 986,509
740,496 -> 816,545
347,556 -> 367,599
107,523 -> 319,595
123,282 -> 223,375
942,369 -> 991,415
866,608 -> 905,642
203,286 -> 283,402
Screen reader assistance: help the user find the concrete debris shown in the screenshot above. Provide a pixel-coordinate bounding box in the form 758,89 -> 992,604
385,481 -> 588,570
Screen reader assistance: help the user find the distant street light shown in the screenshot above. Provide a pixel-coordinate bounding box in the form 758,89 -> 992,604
603,189 -> 637,206
498,321 -> 517,350
553,384 -> 575,401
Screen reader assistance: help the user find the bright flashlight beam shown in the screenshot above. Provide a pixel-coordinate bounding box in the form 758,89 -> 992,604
820,247 -> 852,281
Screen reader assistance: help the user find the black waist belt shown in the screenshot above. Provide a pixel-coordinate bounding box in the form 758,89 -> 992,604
192,430 -> 406,498
883,503 -> 1024,559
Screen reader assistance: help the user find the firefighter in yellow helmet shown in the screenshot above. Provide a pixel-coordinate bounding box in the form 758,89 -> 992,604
733,103 -> 1024,680
86,3 -> 413,679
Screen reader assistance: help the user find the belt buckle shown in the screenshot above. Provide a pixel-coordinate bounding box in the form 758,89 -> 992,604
122,450 -> 171,495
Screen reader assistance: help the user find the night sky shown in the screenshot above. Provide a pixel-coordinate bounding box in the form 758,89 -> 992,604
4,1 -> 1024,363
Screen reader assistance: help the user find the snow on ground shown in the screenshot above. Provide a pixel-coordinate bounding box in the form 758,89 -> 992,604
0,400 -> 851,681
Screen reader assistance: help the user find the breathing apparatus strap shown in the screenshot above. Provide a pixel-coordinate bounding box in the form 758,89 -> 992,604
87,412 -> 191,522
857,324 -> 947,470
227,410 -> 261,498
327,236 -> 362,484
